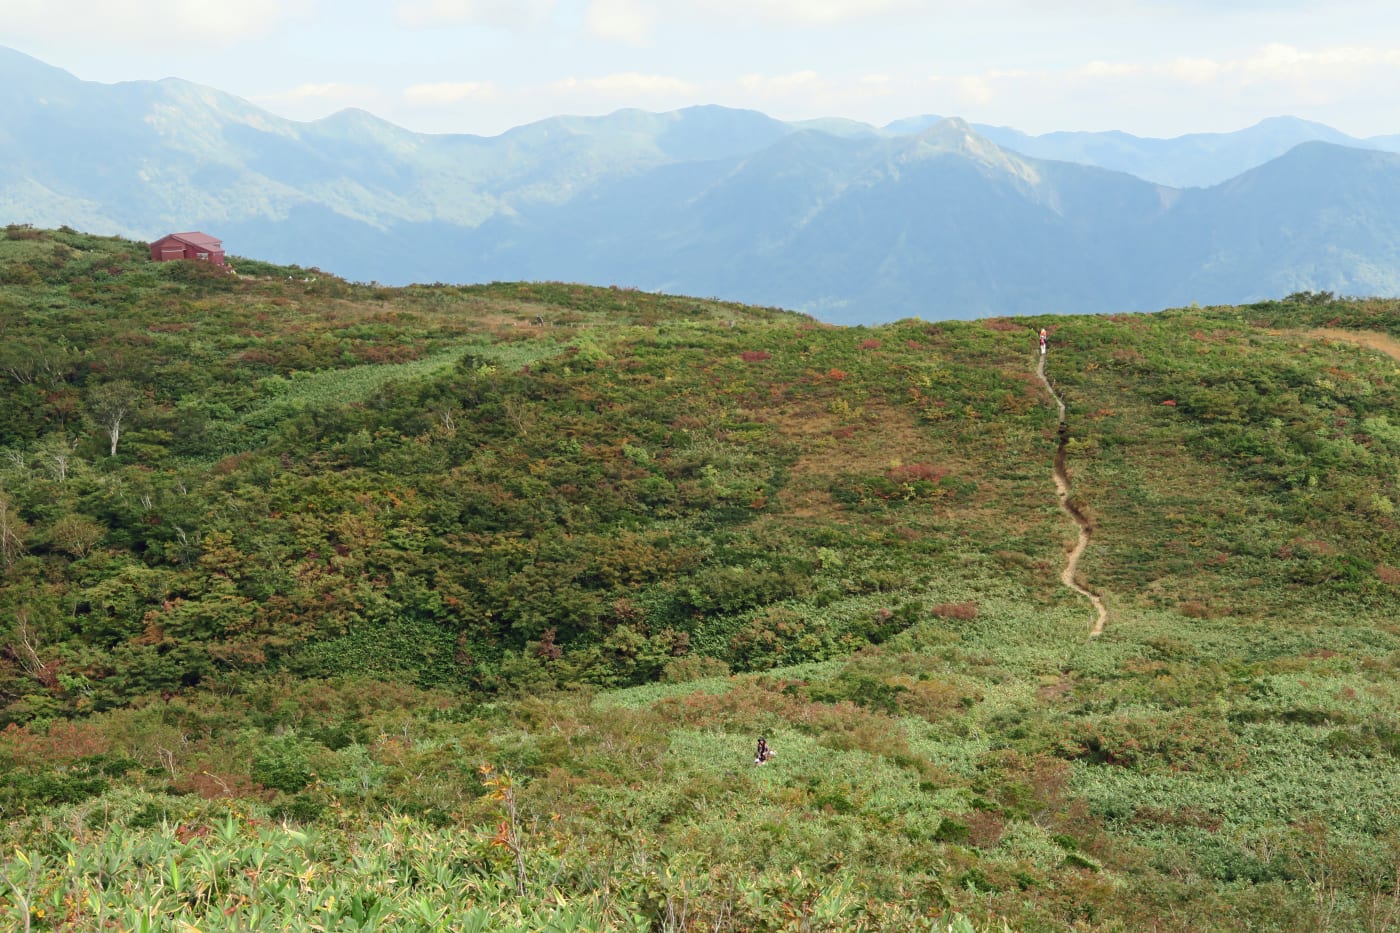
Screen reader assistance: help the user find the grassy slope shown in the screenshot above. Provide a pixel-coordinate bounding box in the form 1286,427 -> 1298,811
1,230 -> 1399,930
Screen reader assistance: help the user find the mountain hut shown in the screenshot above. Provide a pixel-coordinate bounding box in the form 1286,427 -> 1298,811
149,231 -> 225,266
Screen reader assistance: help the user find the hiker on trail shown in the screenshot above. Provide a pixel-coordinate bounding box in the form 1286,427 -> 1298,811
754,736 -> 774,765
1039,328 -> 1048,356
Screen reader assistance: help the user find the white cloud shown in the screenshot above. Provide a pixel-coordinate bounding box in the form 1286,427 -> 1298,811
272,82 -> 367,102
1162,57 -> 1219,83
394,0 -> 555,29
250,82 -> 385,121
3,0 -> 311,46
1079,60 -> 1142,78
552,73 -> 699,97
720,71 -> 920,122
404,81 -> 499,104
1236,43 -> 1400,83
954,76 -> 997,106
925,42 -> 1400,116
899,39 -> 1400,138
693,0 -> 920,25
925,69 -> 1031,108
736,70 -> 825,97
586,0 -> 655,44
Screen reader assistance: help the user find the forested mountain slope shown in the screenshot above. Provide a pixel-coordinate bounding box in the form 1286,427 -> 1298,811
2,228 -> 1400,930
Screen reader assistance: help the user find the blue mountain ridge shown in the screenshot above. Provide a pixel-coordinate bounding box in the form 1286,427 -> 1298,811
3,45 -> 1399,322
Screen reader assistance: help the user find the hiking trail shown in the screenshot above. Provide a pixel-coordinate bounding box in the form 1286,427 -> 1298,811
1036,353 -> 1108,637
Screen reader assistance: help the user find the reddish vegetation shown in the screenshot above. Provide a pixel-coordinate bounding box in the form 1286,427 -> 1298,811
353,343 -> 421,364
739,350 -> 772,362
175,771 -> 273,801
964,810 -> 1008,848
1,721 -> 111,761
931,601 -> 979,620
858,338 -> 882,350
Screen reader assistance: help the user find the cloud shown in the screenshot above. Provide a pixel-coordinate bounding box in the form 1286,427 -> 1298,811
692,0 -> 920,25
395,0 -> 555,29
250,82 -> 385,121
1235,42 -> 1400,83
736,70 -> 825,97
932,42 -> 1400,103
1162,58 -> 1218,83
552,73 -> 699,97
404,81 -> 499,105
586,0 -> 655,44
925,68 -> 1030,108
1079,61 -> 1143,78
910,40 -> 1400,136
3,0 -> 311,46
272,83 -> 367,102
722,70 -> 915,121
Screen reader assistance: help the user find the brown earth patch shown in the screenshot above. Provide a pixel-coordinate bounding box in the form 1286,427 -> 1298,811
1310,328 -> 1400,364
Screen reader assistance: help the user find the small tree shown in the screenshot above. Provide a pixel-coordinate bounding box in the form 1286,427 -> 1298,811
36,434 -> 78,482
49,513 -> 105,559
0,491 -> 28,569
88,380 -> 141,457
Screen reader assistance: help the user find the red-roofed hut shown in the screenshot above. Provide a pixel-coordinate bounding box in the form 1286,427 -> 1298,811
149,232 -> 225,266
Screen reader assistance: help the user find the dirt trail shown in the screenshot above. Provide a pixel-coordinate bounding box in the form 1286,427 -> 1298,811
1310,328 -> 1400,363
1037,354 -> 1108,637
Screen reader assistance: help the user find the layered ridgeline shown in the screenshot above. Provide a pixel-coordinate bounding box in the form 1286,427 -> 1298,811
7,46 -> 1400,322
4,229 -> 1400,930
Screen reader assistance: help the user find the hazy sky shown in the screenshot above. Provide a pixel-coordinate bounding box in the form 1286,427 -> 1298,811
5,0 -> 1400,139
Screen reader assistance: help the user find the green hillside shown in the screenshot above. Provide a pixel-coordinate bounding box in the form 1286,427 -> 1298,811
3,227 -> 1400,931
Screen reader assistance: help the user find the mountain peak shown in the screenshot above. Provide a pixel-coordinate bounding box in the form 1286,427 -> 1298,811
901,117 -> 1039,181
912,117 -> 990,151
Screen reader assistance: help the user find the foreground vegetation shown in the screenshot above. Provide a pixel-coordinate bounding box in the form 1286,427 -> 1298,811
3,227 -> 1400,930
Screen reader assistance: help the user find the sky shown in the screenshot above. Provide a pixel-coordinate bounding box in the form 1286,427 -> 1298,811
5,0 -> 1400,140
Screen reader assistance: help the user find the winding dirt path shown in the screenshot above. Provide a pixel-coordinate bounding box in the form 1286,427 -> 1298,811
1023,327 -> 1398,638
1037,354 -> 1108,637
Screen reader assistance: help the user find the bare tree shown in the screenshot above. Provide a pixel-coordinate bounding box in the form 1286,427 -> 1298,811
88,380 -> 141,457
502,396 -> 535,437
9,608 -> 49,686
0,340 -> 74,387
36,434 -> 78,482
0,492 -> 27,570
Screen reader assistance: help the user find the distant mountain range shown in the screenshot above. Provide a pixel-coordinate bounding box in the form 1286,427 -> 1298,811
4,45 -> 1400,323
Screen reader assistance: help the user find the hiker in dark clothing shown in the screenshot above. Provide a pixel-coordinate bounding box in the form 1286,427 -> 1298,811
754,736 -> 773,765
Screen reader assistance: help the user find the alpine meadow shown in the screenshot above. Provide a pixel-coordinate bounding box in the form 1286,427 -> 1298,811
4,226 -> 1400,931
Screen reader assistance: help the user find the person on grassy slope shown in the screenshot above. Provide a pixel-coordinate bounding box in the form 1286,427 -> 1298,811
754,736 -> 774,765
